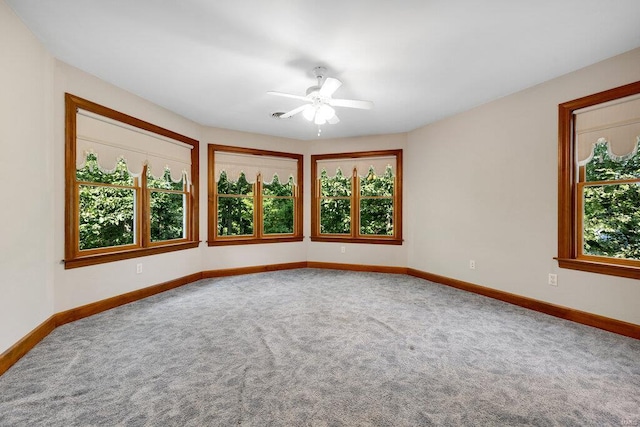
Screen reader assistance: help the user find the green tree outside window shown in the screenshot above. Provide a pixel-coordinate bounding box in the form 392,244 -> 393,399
77,154 -> 135,250
582,141 -> 640,259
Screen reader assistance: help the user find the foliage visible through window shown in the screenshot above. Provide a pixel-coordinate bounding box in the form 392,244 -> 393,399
148,168 -> 187,242
76,154 -> 189,252
217,171 -> 254,236
318,166 -> 394,236
263,175 -> 295,235
77,154 -> 135,250
216,172 -> 296,237
311,150 -> 402,245
581,141 -> 640,260
208,145 -> 303,245
319,169 -> 352,234
360,166 -> 394,236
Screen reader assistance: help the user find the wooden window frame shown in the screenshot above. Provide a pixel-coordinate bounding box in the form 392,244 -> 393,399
64,94 -> 200,269
557,81 -> 640,279
207,144 -> 303,246
311,149 -> 403,245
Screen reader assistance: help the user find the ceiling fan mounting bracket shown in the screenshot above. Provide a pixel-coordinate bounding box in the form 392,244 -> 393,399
312,66 -> 327,79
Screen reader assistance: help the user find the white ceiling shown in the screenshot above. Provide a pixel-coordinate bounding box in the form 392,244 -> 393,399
7,0 -> 640,140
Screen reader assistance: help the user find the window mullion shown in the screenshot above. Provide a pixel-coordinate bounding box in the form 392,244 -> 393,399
74,182 -> 81,257
576,181 -> 585,258
256,174 -> 263,238
213,177 -> 220,239
186,180 -> 192,241
294,184 -> 300,235
583,178 -> 640,186
315,178 -> 321,236
140,166 -> 148,248
352,167 -> 359,238
574,166 -> 583,259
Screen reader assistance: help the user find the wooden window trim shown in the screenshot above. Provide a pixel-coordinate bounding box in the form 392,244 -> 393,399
64,94 -> 200,269
207,144 -> 304,246
311,149 -> 403,245
557,81 -> 640,279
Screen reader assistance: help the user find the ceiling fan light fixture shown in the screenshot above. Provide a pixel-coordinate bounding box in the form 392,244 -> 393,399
302,105 -> 315,121
318,104 -> 335,121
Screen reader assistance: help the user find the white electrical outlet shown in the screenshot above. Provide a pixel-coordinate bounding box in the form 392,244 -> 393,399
469,260 -> 476,270
340,246 -> 346,254
136,263 -> 143,274
548,273 -> 558,286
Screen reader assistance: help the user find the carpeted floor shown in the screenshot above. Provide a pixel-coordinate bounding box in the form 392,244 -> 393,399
1,268 -> 639,426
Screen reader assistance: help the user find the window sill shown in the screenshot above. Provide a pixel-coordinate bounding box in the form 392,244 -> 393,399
311,236 -> 403,245
207,236 -> 304,246
556,257 -> 640,280
65,241 -> 200,269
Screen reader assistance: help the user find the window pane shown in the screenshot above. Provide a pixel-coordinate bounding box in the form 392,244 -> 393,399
586,141 -> 640,182
320,169 -> 351,197
583,183 -> 640,259
148,168 -> 184,190
263,175 -> 293,196
263,198 -> 294,234
79,185 -> 135,250
150,192 -> 185,242
360,199 -> 394,236
217,197 -> 254,236
217,171 -> 253,195
320,199 -> 351,234
77,153 -> 133,185
360,166 -> 394,197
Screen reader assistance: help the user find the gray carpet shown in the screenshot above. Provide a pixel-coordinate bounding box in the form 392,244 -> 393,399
1,269 -> 639,426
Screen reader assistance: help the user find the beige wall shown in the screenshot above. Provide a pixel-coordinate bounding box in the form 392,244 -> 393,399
407,47 -> 640,325
0,0 -> 55,353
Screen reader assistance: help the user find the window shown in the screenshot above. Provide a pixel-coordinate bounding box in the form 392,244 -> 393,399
311,150 -> 402,244
207,145 -> 303,245
65,94 -> 199,269
557,81 -> 640,279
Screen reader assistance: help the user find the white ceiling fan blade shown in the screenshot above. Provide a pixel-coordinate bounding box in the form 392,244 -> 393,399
328,113 -> 340,124
329,98 -> 374,110
280,104 -> 309,118
319,77 -> 342,97
267,91 -> 311,102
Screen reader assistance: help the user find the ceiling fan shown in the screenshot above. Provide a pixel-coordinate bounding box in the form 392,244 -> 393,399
268,67 -> 374,126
